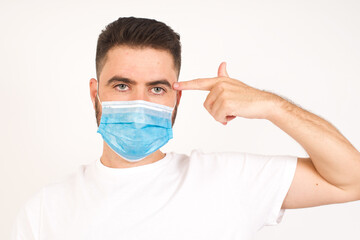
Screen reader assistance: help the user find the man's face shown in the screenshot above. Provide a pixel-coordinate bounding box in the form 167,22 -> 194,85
92,45 -> 181,126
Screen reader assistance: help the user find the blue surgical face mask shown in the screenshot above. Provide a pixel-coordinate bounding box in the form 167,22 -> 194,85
96,94 -> 176,162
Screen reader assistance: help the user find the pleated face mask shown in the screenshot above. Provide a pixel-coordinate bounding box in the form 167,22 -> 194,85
97,95 -> 175,162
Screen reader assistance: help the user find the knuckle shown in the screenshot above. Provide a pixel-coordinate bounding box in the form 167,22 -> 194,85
213,113 -> 221,122
216,80 -> 230,90
215,82 -> 225,91
219,89 -> 228,98
219,77 -> 229,83
203,101 -> 209,110
222,99 -> 231,109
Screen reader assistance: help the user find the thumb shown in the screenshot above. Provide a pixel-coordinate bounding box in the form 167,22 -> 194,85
218,62 -> 229,77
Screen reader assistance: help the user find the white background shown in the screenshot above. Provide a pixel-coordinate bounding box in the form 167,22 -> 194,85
1,0 -> 359,239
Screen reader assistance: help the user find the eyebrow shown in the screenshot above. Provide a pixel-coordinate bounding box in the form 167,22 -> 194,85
106,75 -> 172,89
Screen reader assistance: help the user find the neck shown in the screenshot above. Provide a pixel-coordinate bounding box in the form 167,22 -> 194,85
100,141 -> 166,168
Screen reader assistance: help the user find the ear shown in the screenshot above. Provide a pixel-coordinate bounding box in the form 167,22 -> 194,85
89,78 -> 98,110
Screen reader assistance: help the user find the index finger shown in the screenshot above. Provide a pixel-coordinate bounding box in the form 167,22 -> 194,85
173,77 -> 219,91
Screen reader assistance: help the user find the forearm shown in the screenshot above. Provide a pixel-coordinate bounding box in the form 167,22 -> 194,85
267,94 -> 360,192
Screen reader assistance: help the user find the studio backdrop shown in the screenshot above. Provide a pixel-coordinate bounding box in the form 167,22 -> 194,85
1,1 -> 359,240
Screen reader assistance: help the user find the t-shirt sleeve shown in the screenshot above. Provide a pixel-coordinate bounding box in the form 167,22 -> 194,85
193,150 -> 298,229
241,152 -> 298,227
11,188 -> 43,240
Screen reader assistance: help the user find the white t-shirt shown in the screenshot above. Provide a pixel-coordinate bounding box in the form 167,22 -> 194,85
12,149 -> 297,240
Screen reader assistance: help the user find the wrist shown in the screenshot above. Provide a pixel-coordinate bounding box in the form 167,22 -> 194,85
264,92 -> 288,122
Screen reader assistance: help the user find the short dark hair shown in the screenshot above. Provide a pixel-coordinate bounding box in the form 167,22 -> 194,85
95,17 -> 181,80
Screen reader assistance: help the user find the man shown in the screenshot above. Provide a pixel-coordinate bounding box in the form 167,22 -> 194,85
12,16 -> 360,240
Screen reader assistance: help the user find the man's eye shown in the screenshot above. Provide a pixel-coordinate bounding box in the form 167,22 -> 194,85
151,87 -> 165,94
115,84 -> 128,91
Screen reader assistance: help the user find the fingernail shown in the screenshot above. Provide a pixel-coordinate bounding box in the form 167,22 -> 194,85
173,83 -> 179,89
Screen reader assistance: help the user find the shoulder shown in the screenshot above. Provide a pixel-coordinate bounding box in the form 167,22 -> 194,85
185,149 -> 297,178
20,161 -> 93,212
189,149 -> 297,166
187,149 -> 246,161
12,162 -> 93,238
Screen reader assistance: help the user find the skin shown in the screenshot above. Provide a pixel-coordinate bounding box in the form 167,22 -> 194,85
90,45 -> 360,209
173,63 -> 360,208
89,46 -> 182,169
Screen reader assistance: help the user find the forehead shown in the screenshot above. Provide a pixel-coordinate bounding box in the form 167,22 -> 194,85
100,46 -> 177,83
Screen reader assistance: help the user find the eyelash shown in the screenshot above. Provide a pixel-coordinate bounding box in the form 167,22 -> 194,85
114,84 -> 166,95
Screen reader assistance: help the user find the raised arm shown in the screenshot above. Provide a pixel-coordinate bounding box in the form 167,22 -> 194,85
173,62 -> 360,208
269,96 -> 360,208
